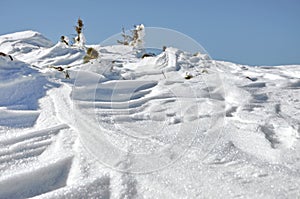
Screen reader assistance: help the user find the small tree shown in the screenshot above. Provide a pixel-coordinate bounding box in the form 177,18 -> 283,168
74,18 -> 86,47
117,24 -> 145,49
130,24 -> 145,49
117,27 -> 132,45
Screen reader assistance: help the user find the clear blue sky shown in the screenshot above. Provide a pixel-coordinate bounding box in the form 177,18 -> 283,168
1,0 -> 299,66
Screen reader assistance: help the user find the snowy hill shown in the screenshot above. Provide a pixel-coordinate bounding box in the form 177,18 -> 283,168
0,31 -> 299,198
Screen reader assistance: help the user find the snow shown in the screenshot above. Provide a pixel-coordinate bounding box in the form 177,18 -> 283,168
0,30 -> 299,198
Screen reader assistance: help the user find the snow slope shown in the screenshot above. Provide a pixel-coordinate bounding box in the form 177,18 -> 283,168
0,31 -> 299,198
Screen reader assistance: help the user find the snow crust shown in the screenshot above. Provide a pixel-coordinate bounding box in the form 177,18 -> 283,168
0,31 -> 299,198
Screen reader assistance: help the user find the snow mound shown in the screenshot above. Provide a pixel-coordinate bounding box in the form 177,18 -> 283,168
0,31 -> 53,55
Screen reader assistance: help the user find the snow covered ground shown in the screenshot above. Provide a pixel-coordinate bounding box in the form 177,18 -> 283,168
0,31 -> 299,198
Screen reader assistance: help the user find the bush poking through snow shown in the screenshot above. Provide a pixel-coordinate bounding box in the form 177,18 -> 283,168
130,24 -> 145,49
74,18 -> 86,47
117,24 -> 145,49
117,27 -> 132,46
83,47 -> 99,63
60,36 -> 69,46
193,52 -> 201,56
0,52 -> 13,61
76,18 -> 83,34
185,72 -> 193,79
64,70 -> 70,79
48,65 -> 71,79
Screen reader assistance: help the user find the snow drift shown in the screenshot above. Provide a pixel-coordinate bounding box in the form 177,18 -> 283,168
0,31 -> 299,198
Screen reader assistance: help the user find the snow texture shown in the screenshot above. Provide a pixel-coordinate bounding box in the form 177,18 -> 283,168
0,31 -> 299,198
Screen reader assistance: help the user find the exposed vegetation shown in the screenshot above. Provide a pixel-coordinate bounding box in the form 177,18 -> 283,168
117,27 -> 132,46
60,36 -> 69,46
83,47 -> 99,63
73,18 -> 86,47
48,65 -> 71,79
0,52 -> 13,61
117,24 -> 145,48
184,72 -> 193,79
34,19 -> 209,81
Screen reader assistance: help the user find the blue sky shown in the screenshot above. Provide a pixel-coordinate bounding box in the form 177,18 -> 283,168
1,0 -> 299,66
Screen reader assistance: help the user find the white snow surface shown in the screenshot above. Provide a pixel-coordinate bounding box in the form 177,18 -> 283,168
0,31 -> 299,198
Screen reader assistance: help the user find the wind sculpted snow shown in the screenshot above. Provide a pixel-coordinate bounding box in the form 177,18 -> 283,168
0,31 -> 299,198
